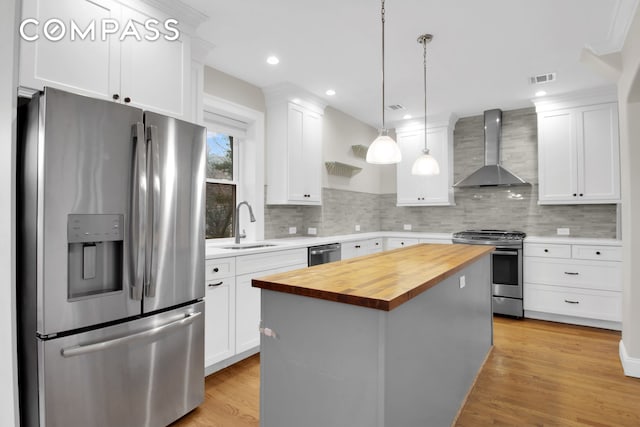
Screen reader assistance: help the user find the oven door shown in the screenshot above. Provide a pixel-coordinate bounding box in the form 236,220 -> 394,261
491,247 -> 522,299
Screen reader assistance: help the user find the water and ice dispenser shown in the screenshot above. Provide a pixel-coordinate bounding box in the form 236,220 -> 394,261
67,214 -> 124,300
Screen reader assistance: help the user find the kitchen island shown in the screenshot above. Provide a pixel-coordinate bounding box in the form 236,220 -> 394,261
252,243 -> 494,427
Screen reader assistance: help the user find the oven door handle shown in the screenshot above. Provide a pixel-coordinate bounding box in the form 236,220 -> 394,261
493,250 -> 519,255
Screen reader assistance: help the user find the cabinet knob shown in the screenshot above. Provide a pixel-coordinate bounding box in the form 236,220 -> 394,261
112,94 -> 120,100
596,251 -> 601,255
400,242 -> 404,246
355,245 -> 360,249
579,193 -> 584,197
572,193 -> 577,197
544,249 -> 549,253
213,267 -> 219,272
124,97 -> 131,103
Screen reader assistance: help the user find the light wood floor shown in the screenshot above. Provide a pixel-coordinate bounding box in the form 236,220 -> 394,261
173,317 -> 640,426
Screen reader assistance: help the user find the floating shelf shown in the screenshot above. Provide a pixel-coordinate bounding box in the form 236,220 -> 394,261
351,144 -> 369,159
325,161 -> 363,177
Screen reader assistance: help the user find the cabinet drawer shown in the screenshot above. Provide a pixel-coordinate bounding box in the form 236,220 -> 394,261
386,238 -> 419,250
524,284 -> 621,322
524,243 -> 571,258
236,248 -> 307,275
524,257 -> 621,291
572,245 -> 622,261
206,258 -> 236,280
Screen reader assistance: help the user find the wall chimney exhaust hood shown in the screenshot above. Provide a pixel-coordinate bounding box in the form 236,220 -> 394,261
454,109 -> 528,187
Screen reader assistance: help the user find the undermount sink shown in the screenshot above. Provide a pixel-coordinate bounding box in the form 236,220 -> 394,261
221,243 -> 278,250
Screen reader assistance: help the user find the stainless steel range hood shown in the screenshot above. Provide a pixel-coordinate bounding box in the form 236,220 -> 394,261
454,109 -> 528,187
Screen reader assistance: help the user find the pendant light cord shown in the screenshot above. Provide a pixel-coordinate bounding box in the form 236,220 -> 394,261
381,0 -> 386,132
422,35 -> 428,153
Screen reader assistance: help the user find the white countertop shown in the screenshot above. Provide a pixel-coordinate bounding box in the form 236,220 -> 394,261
524,236 -> 622,246
205,231 -> 453,259
205,231 -> 621,259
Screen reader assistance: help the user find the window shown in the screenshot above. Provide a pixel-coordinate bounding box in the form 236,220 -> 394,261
206,132 -> 237,239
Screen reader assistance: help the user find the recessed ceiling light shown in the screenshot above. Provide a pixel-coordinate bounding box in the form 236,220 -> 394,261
266,56 -> 279,65
403,114 -> 412,120
325,89 -> 336,96
535,90 -> 547,97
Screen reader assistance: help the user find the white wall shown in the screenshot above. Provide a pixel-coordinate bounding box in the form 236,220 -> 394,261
322,106 -> 387,194
619,4 -> 640,374
0,0 -> 20,425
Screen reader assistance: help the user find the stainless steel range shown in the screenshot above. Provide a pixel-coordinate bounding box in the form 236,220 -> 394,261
452,230 -> 526,317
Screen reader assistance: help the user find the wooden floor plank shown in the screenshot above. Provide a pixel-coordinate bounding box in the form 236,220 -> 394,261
172,317 -> 640,426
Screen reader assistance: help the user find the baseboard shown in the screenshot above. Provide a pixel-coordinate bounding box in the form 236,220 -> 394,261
619,340 -> 640,378
205,347 -> 259,376
524,310 -> 621,331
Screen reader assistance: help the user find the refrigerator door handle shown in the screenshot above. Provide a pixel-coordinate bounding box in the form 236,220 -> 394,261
130,122 -> 146,301
145,124 -> 160,298
60,311 -> 202,358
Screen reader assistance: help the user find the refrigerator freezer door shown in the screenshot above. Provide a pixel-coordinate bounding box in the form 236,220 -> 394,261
37,302 -> 204,427
24,87 -> 144,335
143,112 -> 206,313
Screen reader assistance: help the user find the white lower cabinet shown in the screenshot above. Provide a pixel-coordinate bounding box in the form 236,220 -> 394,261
204,248 -> 307,373
204,276 -> 235,367
523,239 -> 622,329
341,238 -> 383,260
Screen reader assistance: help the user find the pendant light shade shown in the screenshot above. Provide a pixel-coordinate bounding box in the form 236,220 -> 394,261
366,0 -> 401,165
366,134 -> 402,164
411,34 -> 440,176
411,149 -> 440,175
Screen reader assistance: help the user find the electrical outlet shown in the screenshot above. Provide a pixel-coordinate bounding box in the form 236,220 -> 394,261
557,228 -> 570,236
288,227 -> 297,234
459,275 -> 466,289
403,224 -> 412,231
308,227 -> 317,235
355,224 -> 361,232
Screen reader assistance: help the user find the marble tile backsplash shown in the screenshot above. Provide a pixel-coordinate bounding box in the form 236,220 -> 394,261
264,107 -> 618,239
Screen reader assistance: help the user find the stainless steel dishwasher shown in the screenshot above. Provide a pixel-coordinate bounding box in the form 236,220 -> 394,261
307,243 -> 341,266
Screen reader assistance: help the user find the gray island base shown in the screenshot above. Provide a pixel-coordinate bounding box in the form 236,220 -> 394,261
257,249 -> 492,427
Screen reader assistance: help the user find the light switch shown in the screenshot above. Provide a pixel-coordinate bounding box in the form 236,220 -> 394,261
459,275 -> 466,289
289,227 -> 297,234
355,224 -> 361,232
308,227 -> 317,235
403,224 -> 412,231
557,228 -> 570,236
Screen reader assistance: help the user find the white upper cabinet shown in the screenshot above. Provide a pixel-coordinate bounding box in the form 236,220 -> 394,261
535,89 -> 620,205
19,0 -> 202,120
395,116 -> 456,206
264,84 -> 326,205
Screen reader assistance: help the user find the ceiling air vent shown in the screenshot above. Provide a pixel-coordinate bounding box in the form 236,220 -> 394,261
529,73 -> 556,85
385,104 -> 405,111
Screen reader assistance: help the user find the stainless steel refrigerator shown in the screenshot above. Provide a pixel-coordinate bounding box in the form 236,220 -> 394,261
17,87 -> 206,427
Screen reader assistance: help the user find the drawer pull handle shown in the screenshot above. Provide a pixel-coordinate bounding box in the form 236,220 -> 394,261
564,272 -> 579,275
213,267 -> 219,272
564,299 -> 579,304
208,281 -> 223,288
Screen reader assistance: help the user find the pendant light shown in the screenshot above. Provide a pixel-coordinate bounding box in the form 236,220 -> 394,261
366,0 -> 402,164
411,34 -> 440,176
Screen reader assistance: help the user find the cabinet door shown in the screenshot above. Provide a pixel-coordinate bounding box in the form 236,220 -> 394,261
537,110 -> 578,203
235,272 -> 262,354
19,0 -> 121,100
287,104 -> 322,204
578,103 -> 620,202
120,5 -> 190,119
396,129 -> 452,206
204,278 -> 235,367
236,263 -> 307,354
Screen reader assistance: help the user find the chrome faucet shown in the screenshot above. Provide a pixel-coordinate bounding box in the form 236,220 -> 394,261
234,201 -> 256,244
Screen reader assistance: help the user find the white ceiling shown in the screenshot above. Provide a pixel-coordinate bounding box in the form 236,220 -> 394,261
182,0 -> 637,128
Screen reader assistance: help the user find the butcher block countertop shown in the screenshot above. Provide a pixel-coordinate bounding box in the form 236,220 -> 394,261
252,243 -> 494,311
